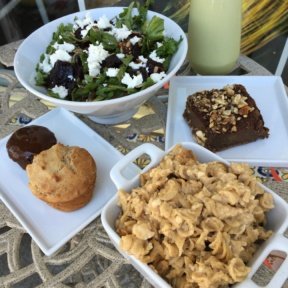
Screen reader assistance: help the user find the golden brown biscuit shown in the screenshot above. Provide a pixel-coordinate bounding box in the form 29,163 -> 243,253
26,143 -> 96,211
46,190 -> 93,212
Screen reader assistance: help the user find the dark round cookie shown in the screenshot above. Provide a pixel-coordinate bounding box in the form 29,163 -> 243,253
6,125 -> 57,169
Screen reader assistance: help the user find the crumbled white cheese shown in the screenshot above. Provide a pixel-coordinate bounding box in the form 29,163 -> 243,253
53,42 -> 75,52
121,73 -> 143,88
67,74 -> 74,80
129,55 -> 148,70
150,71 -> 167,83
111,25 -> 132,41
129,61 -> 145,70
103,83 -> 107,87
73,13 -> 94,30
39,54 -> 52,73
97,15 -> 112,29
106,68 -> 119,77
138,55 -> 148,63
50,49 -> 72,67
51,85 -> 68,99
81,22 -> 96,38
39,44 -> 74,73
130,36 -> 141,45
73,13 -> 96,38
156,42 -> 163,48
87,43 -> 109,77
149,50 -> 165,63
116,53 -> 125,59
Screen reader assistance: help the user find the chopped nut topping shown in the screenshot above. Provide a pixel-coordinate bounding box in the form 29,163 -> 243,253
238,105 -> 250,116
231,126 -> 237,132
189,84 -> 254,134
225,85 -> 235,96
223,110 -> 231,116
195,130 -> 207,144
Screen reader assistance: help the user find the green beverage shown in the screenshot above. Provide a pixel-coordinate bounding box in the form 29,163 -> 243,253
188,0 -> 242,75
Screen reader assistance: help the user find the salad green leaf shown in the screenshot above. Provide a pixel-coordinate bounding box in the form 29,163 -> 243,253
142,15 -> 164,42
35,68 -> 48,86
87,29 -> 118,51
141,15 -> 164,54
52,23 -> 75,43
132,0 -> 153,30
115,2 -> 135,30
156,37 -> 183,58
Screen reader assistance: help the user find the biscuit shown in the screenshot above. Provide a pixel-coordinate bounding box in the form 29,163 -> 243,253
26,143 -> 96,211
46,190 -> 93,212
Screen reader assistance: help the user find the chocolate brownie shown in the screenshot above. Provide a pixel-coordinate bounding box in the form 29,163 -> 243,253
183,84 -> 269,152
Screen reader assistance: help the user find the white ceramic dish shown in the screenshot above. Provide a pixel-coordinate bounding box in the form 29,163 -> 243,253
0,108 -> 126,256
14,7 -> 187,124
166,76 -> 288,167
101,142 -> 288,288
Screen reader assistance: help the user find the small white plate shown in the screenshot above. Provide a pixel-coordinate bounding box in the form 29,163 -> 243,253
0,108 -> 124,256
166,76 -> 288,167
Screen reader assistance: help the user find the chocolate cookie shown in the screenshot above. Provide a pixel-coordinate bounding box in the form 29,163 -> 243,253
6,125 -> 57,169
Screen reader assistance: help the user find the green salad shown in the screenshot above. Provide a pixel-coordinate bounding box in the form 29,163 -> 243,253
35,1 -> 182,102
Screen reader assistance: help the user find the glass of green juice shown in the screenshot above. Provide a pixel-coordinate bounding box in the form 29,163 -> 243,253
188,0 -> 242,75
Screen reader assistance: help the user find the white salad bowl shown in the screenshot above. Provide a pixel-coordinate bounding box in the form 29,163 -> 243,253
101,142 -> 288,288
14,7 -> 187,124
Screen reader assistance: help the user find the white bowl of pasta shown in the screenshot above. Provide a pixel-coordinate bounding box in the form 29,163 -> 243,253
101,142 -> 288,288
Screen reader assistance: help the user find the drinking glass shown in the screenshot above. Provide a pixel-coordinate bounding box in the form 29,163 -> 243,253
188,0 -> 242,75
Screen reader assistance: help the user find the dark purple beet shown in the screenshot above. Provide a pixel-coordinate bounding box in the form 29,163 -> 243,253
131,43 -> 141,60
139,67 -> 148,81
46,60 -> 75,92
74,27 -> 82,40
74,27 -> 91,49
73,55 -> 84,81
146,58 -> 164,75
102,54 -> 122,68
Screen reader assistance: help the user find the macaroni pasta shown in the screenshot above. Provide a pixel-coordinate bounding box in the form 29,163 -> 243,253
115,145 -> 274,288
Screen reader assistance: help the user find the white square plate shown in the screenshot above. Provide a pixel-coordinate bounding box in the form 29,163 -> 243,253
0,108 -> 123,256
166,76 -> 288,167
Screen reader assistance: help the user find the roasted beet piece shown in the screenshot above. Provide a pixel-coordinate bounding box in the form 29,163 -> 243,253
146,58 -> 164,75
74,28 -> 91,49
73,55 -> 84,80
102,54 -> 122,68
74,28 -> 82,40
131,43 -> 141,60
46,60 -> 75,92
139,67 -> 148,81
129,33 -> 142,59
